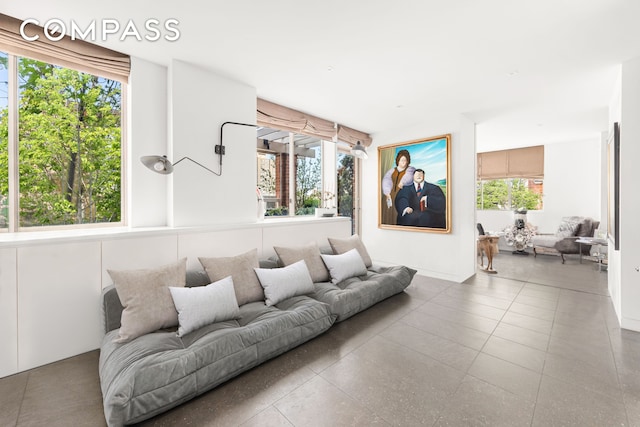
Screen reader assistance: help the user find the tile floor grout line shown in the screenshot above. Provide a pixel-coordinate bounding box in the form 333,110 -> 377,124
13,371 -> 30,427
604,308 -> 632,427
527,274 -> 560,426
313,346 -> 398,427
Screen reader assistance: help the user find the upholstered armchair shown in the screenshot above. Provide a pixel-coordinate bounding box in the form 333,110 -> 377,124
531,216 -> 600,263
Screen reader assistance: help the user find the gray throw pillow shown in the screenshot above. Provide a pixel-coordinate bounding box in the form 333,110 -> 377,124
327,234 -> 372,267
169,276 -> 240,337
108,258 -> 187,343
556,217 -> 581,238
198,248 -> 264,306
274,241 -> 330,283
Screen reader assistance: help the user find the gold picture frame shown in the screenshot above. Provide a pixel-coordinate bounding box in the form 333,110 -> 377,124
378,134 -> 451,233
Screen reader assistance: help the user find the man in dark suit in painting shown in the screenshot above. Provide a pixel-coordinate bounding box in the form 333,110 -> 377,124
395,169 -> 446,228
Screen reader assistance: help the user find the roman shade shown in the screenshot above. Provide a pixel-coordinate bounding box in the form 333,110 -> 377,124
257,98 -> 372,147
477,145 -> 544,180
337,124 -> 372,147
0,13 -> 130,83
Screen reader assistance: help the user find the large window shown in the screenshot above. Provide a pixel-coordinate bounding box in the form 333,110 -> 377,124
0,52 -> 7,229
296,145 -> 321,216
0,52 -> 123,230
337,150 -> 355,232
255,98 -> 367,231
256,128 -> 324,217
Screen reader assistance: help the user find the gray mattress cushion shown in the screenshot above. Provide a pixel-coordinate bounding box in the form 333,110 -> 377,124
99,296 -> 335,426
312,265 -> 417,322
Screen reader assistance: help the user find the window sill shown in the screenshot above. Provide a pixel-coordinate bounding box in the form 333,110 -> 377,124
0,216 -> 350,247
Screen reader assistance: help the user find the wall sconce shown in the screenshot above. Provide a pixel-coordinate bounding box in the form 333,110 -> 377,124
140,155 -> 218,175
141,121 -> 257,175
351,140 -> 368,159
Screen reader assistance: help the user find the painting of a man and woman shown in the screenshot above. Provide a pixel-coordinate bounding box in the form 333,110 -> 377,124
378,134 -> 451,233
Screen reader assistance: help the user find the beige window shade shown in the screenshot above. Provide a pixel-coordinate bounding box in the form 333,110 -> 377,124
337,124 -> 372,147
478,145 -> 544,179
0,14 -> 130,83
257,98 -> 371,147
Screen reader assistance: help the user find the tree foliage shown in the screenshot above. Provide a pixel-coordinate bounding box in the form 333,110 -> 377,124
476,178 -> 542,210
295,150 -> 321,213
337,153 -> 354,217
0,57 -> 121,227
257,153 -> 276,196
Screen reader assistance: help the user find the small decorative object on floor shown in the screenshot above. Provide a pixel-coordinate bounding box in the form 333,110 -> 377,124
503,208 -> 537,255
478,235 -> 500,273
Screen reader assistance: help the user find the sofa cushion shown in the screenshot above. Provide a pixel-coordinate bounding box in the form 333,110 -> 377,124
99,295 -> 335,426
199,249 -> 264,306
312,265 -> 416,322
320,248 -> 368,284
274,242 -> 330,282
254,260 -> 315,306
556,216 -> 582,238
169,276 -> 240,337
328,234 -> 372,267
107,258 -> 187,343
531,234 -> 561,249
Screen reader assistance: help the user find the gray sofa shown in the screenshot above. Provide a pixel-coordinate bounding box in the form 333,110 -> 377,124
531,216 -> 600,263
99,257 -> 416,426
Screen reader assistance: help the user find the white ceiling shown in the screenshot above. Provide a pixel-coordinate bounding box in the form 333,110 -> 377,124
4,1 -> 640,151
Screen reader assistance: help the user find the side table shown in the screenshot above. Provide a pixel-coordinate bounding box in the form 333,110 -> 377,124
576,237 -> 608,270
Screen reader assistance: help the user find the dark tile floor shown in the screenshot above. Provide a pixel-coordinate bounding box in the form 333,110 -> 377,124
3,251 -> 639,426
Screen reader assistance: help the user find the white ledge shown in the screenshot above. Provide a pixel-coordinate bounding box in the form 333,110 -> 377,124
0,216 -> 351,247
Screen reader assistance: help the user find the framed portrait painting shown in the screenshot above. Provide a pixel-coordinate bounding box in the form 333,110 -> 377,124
378,134 -> 451,233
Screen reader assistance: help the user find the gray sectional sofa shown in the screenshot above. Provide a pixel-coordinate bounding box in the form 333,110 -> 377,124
99,237 -> 416,426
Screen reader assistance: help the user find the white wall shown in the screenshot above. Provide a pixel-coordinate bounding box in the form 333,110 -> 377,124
0,248 -> 18,378
608,70 -> 622,318
322,140 -> 337,208
128,58 -> 169,227
477,138 -> 602,236
362,114 -> 477,282
618,57 -> 640,331
168,60 -> 258,227
129,58 -> 259,228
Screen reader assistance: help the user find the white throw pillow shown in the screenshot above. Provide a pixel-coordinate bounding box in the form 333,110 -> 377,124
320,248 -> 367,284
254,260 -> 315,306
169,276 -> 240,337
